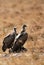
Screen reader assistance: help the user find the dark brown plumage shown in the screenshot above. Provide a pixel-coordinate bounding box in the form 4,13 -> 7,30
11,32 -> 28,52
9,25 -> 28,53
2,28 -> 17,52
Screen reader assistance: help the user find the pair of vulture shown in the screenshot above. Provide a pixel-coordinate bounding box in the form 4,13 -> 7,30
2,25 -> 28,53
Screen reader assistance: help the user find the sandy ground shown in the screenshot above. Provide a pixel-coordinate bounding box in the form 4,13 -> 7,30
0,0 -> 44,65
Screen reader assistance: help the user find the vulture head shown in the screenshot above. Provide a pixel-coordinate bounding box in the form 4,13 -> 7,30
14,27 -> 16,32
21,24 -> 27,33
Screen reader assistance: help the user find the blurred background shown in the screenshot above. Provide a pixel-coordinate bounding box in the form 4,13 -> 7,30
0,0 -> 44,65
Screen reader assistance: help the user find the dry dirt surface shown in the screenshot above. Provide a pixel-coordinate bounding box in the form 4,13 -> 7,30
0,0 -> 44,65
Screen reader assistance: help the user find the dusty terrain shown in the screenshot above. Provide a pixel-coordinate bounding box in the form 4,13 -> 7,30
0,0 -> 44,65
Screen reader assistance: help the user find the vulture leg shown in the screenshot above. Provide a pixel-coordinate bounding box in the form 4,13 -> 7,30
20,47 -> 27,52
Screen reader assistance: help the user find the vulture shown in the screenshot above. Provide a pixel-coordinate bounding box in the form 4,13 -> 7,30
2,27 -> 18,52
9,25 -> 28,53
